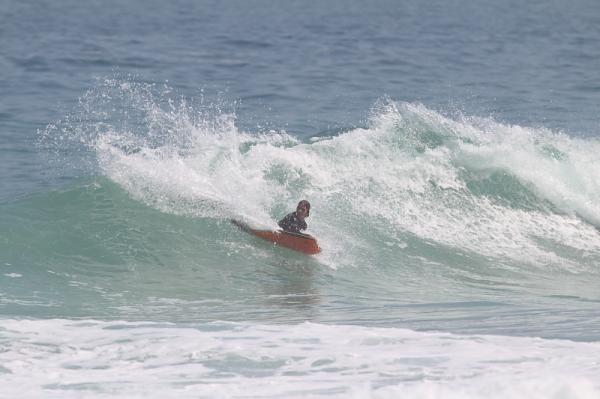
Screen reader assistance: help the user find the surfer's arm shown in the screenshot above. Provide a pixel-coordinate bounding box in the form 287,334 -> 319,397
277,215 -> 290,230
299,220 -> 307,231
278,213 -> 303,233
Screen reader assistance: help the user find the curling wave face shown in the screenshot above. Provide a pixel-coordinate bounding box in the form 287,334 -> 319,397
4,79 -> 599,332
58,80 -> 600,272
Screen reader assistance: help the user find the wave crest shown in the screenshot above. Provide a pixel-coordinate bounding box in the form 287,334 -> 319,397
39,79 -> 600,270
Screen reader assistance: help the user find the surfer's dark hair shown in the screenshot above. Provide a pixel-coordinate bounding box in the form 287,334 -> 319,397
297,200 -> 310,214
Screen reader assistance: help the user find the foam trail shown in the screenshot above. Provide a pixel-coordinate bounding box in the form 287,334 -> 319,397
1,319 -> 599,399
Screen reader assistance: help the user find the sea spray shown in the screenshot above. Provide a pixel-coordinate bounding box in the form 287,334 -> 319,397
37,79 -> 600,273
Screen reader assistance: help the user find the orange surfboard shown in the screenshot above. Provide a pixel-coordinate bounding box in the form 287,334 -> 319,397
231,219 -> 321,255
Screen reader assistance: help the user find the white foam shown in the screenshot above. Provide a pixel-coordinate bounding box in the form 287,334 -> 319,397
1,319 -> 599,398
72,81 -> 600,269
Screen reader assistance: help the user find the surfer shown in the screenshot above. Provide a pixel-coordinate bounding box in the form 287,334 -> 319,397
231,199 -> 320,254
278,200 -> 310,234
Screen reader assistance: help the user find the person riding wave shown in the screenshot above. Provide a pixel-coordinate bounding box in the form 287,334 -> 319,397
278,200 -> 310,234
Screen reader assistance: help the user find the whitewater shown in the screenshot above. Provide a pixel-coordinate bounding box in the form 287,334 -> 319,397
1,78 -> 599,397
3,1 -> 600,397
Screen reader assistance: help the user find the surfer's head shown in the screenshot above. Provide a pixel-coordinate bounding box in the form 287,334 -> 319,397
296,200 -> 310,219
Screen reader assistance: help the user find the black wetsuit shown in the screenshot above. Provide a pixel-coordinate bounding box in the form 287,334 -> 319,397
278,212 -> 307,233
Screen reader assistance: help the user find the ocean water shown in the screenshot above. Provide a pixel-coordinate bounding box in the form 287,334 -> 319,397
2,0 -> 600,397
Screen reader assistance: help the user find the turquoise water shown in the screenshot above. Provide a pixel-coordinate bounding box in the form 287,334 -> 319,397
2,1 -> 600,397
